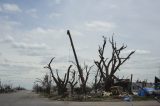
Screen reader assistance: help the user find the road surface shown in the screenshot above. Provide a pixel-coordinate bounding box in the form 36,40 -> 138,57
0,90 -> 159,106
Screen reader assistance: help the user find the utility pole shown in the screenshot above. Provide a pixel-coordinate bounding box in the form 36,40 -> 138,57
67,30 -> 86,94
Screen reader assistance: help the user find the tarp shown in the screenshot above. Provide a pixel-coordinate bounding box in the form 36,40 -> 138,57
138,88 -> 155,96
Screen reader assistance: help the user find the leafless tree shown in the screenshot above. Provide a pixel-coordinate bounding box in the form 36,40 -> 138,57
94,36 -> 135,91
35,74 -> 51,94
93,69 -> 103,93
44,57 -> 72,95
68,70 -> 78,95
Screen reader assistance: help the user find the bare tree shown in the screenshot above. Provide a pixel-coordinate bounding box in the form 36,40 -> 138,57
93,69 -> 103,93
35,74 -> 51,94
44,57 -> 72,95
94,36 -> 135,91
68,70 -> 78,95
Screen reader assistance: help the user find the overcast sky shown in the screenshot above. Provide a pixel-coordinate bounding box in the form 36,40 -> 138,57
0,0 -> 160,89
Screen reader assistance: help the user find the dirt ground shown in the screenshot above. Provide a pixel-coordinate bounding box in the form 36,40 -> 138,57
0,90 -> 159,106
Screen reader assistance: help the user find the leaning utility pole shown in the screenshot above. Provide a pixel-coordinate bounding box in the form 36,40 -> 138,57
67,30 -> 86,94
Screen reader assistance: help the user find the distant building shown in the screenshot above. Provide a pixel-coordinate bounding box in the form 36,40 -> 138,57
132,82 -> 153,92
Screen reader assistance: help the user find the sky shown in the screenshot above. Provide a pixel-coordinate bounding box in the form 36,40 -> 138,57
0,0 -> 160,89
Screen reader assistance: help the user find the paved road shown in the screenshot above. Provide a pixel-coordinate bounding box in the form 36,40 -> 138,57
0,90 -> 159,106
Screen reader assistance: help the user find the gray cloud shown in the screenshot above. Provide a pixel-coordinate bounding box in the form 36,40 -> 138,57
0,35 -> 14,43
48,0 -> 63,5
0,62 -> 44,89
85,21 -> 116,31
0,35 -> 51,56
48,12 -> 62,19
123,49 -> 151,55
0,6 -> 2,12
0,3 -> 22,13
0,19 -> 21,32
16,49 -> 52,56
12,42 -> 49,50
26,9 -> 38,18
